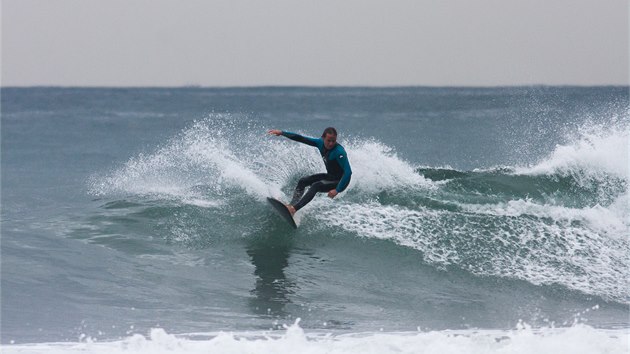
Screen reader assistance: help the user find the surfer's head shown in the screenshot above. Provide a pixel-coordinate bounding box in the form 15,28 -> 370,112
322,127 -> 337,150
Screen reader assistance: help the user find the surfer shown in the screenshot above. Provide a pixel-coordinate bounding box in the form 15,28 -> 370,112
268,127 -> 352,215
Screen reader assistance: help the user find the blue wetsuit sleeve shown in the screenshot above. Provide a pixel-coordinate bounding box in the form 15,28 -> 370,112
335,150 -> 352,193
281,131 -> 322,148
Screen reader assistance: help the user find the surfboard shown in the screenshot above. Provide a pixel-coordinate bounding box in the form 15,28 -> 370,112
266,197 -> 298,229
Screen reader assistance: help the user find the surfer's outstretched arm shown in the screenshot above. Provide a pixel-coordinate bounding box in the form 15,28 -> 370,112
268,129 -> 320,148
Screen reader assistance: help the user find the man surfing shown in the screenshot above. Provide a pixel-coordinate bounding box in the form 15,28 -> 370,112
268,127 -> 352,215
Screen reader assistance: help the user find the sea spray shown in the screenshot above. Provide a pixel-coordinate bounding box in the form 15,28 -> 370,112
3,321 -> 628,354
317,127 -> 629,303
5,86 -> 628,344
89,117 -> 629,303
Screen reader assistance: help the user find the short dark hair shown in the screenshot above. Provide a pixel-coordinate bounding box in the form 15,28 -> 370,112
321,127 -> 337,138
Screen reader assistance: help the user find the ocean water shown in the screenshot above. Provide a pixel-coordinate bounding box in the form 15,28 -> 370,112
1,86 -> 629,353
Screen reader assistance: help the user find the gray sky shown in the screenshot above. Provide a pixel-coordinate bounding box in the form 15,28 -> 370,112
2,0 -> 628,86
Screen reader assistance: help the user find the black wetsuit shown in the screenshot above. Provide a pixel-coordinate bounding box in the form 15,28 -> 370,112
281,131 -> 352,211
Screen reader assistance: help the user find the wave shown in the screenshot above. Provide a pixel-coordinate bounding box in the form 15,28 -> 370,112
514,124 -> 628,181
88,117 -> 436,201
88,117 -> 629,303
316,126 -> 628,303
88,117 -> 279,201
4,321 -> 628,354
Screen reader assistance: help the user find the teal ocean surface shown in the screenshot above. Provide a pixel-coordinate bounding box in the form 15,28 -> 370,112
1,87 -> 628,353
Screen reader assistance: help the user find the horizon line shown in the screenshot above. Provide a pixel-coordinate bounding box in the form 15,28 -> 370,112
2,84 -> 629,89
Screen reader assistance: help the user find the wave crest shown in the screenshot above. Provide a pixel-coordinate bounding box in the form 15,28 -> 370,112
88,117 -> 629,304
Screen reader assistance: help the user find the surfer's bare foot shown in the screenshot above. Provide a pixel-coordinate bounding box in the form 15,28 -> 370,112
287,204 -> 296,216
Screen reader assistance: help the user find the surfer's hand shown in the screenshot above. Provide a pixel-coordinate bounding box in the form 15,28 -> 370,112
328,190 -> 338,198
268,129 -> 282,136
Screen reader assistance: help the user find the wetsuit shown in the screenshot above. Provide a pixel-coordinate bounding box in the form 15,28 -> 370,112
281,131 -> 352,211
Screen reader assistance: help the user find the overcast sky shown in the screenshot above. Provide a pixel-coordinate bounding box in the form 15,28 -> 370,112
2,0 -> 628,86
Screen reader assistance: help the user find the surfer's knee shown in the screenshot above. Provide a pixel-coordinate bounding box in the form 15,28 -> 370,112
311,181 -> 325,190
297,176 -> 311,187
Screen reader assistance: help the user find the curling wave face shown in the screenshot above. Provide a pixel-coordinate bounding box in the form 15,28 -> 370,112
89,118 -> 629,304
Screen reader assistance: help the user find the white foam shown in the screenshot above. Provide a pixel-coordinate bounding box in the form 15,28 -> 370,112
89,119 -> 433,203
515,126 -> 629,182
4,321 -> 628,354
343,139 -> 435,193
317,202 -> 457,264
88,118 -> 281,201
180,198 -> 222,208
316,200 -> 630,303
460,198 -> 628,238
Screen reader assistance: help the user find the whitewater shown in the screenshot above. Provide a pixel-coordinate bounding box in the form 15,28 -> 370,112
89,117 -> 630,304
2,86 -> 628,353
5,320 -> 629,354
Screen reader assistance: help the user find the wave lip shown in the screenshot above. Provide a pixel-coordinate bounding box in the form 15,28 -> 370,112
344,139 -> 436,193
87,118 -> 630,305
514,126 -> 629,182
88,118 -> 279,201
88,118 -> 436,202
